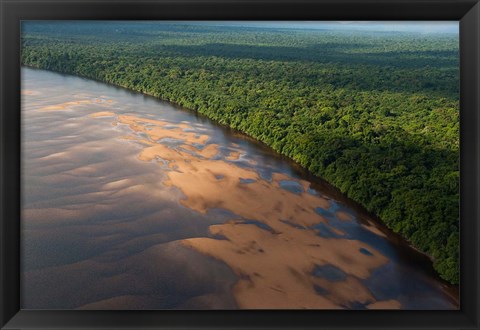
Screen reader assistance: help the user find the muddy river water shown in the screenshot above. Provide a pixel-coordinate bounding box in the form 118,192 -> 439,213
21,67 -> 458,309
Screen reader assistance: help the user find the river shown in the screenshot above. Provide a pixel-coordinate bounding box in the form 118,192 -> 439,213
21,67 -> 458,310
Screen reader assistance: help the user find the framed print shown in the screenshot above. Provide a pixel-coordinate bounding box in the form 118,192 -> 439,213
1,0 -> 479,329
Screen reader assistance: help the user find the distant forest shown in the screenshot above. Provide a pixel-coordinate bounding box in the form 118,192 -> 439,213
21,22 -> 460,284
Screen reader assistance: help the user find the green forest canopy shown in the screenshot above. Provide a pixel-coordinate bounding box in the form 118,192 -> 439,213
21,22 -> 460,284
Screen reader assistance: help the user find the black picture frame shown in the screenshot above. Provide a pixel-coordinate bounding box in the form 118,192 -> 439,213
1,0 -> 479,329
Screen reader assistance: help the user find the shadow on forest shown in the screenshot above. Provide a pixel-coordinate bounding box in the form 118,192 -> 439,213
150,43 -> 459,99
158,43 -> 459,69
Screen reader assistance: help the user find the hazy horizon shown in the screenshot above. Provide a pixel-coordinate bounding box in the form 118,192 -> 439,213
22,21 -> 459,35
172,21 -> 459,34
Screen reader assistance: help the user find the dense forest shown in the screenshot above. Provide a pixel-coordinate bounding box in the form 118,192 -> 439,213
21,22 -> 460,284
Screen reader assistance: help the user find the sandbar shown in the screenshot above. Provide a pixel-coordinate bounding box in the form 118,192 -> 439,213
92,112 -> 393,309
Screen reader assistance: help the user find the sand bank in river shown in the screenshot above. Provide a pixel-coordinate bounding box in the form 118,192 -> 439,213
103,112 -> 399,309
22,89 -> 41,96
89,111 -> 115,118
40,98 -> 114,111
226,150 -> 241,161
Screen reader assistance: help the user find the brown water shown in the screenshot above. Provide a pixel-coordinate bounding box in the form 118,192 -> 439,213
21,67 -> 458,310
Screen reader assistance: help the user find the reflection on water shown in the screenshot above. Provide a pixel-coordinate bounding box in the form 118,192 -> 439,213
21,68 -> 458,310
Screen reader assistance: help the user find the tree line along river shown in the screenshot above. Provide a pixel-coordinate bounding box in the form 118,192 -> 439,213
21,67 -> 458,310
